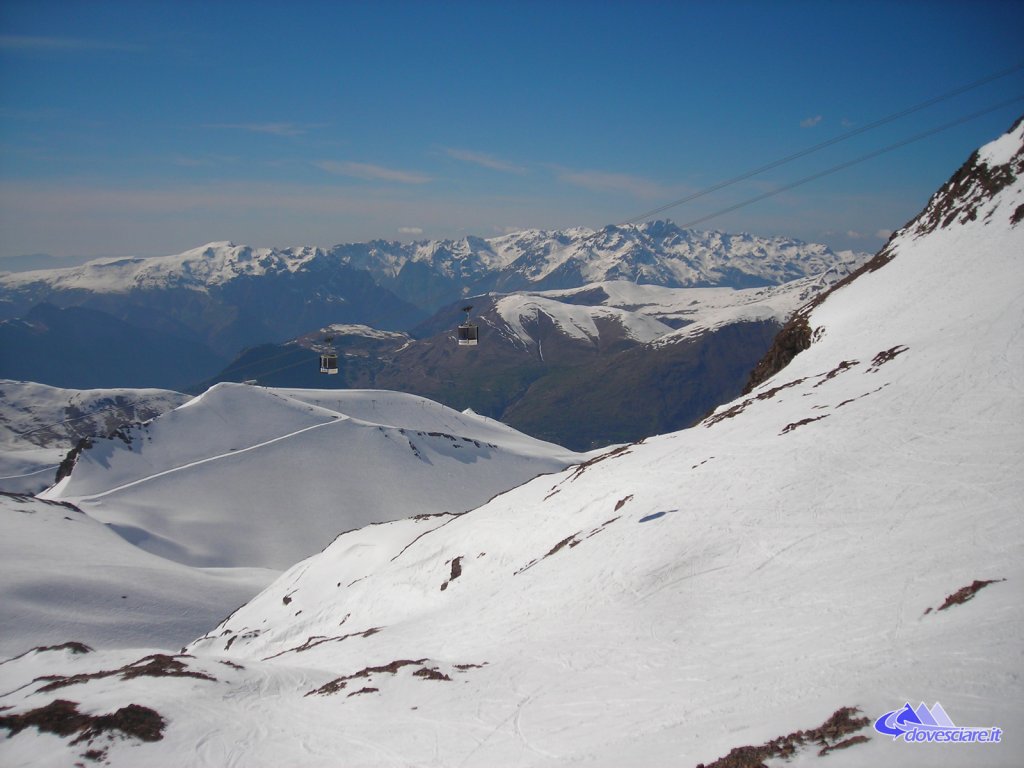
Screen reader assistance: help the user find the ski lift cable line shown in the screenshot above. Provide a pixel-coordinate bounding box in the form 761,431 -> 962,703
673,95 -> 1024,230
244,354 -> 320,381
617,61 -> 1024,228
218,344 -> 315,376
15,403 -> 141,438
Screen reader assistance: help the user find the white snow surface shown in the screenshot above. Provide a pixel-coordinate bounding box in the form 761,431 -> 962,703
1,123 -> 1022,767
318,323 -> 410,342
490,253 -> 865,350
978,116 -> 1024,167
493,293 -> 676,346
0,493 -> 275,658
39,385 -> 587,569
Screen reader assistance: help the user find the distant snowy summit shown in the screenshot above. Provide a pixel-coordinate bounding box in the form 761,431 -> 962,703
0,220 -> 868,374
0,221 -> 865,309
311,220 -> 864,299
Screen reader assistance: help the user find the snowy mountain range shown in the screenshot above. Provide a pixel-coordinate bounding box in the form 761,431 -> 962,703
334,221 -> 861,307
0,222 -> 863,360
1,118 -> 1021,767
0,222 -> 858,303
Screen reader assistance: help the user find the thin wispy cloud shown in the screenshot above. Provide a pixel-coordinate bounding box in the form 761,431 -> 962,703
556,168 -> 672,199
800,115 -> 824,128
208,122 -> 312,137
0,35 -> 139,53
444,148 -> 526,174
171,153 -> 239,168
398,226 -> 424,235
317,161 -> 432,185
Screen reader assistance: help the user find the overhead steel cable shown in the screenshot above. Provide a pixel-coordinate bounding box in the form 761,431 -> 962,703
217,344 -> 310,376
617,61 -> 1024,227
675,95 -> 1024,230
14,402 -> 146,438
235,353 -> 317,382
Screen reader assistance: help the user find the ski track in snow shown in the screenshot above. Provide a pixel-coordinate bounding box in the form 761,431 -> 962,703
72,418 -> 345,502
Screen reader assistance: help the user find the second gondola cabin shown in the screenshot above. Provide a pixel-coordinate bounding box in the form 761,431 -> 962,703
320,351 -> 339,374
319,335 -> 339,374
457,305 -> 479,346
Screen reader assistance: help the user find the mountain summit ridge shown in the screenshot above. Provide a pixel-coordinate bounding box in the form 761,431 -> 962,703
1,220 -> 862,308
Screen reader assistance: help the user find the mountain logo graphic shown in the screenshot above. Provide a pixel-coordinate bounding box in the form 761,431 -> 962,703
874,702 -> 1003,744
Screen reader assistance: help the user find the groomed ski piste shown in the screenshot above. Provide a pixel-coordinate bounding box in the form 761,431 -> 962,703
0,120 -> 1021,767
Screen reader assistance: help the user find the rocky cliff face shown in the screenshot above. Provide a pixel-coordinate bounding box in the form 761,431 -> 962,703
745,116 -> 1023,393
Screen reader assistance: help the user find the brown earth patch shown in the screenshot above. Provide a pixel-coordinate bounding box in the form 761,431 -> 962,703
264,627 -> 382,660
780,415 -> 829,434
867,345 -> 908,372
705,378 -> 808,427
441,556 -> 464,591
35,654 -> 216,693
696,706 -> 870,767
924,578 -> 1006,614
814,359 -> 859,386
306,658 -> 460,697
0,698 -> 165,762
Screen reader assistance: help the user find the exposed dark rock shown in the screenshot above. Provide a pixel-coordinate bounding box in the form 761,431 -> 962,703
695,706 -> 870,768
55,438 -> 92,484
867,345 -> 909,372
742,117 -> 1021,391
928,578 -> 1006,613
306,657 -> 459,697
440,556 -> 464,591
780,415 -> 829,434
36,654 -> 216,693
0,698 -> 166,745
743,315 -> 812,394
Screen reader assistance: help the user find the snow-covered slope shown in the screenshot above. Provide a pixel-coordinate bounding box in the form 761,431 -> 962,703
489,259 -> 862,352
0,381 -> 190,494
1,120 -> 1021,768
491,292 -> 677,349
0,492 -> 275,658
41,384 -> 587,569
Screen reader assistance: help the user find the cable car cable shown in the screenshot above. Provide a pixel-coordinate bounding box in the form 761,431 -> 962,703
14,402 -> 148,438
673,94 -> 1024,231
615,61 -> 1024,228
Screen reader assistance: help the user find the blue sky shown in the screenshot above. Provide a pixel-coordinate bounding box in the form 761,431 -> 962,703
1,0 -> 1022,261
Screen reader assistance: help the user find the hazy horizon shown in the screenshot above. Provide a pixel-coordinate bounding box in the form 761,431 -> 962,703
2,0 -> 1022,262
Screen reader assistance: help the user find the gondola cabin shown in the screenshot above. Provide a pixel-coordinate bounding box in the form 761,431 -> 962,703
457,322 -> 479,346
320,352 -> 339,374
457,304 -> 479,346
